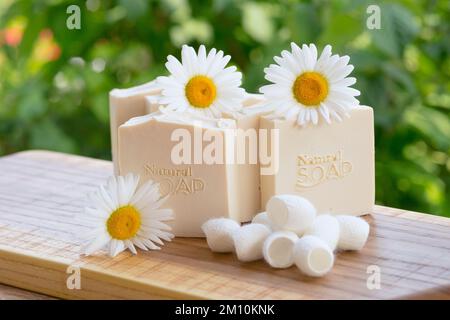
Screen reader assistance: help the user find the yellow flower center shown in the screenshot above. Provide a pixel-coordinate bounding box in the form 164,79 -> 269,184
106,205 -> 141,240
185,75 -> 217,108
293,72 -> 329,106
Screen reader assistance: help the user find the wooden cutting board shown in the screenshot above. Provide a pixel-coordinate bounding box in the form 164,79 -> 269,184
0,150 -> 449,299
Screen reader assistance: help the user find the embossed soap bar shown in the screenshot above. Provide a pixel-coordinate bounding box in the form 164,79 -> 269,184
109,81 -> 161,174
117,112 -> 262,237
260,106 -> 375,216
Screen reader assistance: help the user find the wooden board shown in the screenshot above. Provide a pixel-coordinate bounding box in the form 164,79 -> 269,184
0,283 -> 54,300
0,150 -> 449,300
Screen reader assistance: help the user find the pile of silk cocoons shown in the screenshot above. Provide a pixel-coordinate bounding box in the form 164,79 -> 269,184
201,194 -> 370,277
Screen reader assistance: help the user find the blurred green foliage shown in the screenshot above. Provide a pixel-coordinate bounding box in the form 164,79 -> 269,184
0,0 -> 449,216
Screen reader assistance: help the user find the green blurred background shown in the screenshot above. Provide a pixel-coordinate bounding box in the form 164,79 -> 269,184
0,0 -> 449,216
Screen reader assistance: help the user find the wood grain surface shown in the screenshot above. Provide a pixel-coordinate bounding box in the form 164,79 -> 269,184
0,283 -> 53,300
0,150 -> 449,300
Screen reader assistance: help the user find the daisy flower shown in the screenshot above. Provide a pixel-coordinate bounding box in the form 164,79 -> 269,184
155,44 -> 246,119
81,174 -> 174,257
260,43 -> 361,126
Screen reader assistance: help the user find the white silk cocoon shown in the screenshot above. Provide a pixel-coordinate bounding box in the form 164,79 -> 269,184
202,218 -> 241,253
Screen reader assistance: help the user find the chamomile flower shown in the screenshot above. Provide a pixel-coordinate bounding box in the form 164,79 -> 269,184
81,174 -> 174,257
260,43 -> 361,126
156,44 -> 246,118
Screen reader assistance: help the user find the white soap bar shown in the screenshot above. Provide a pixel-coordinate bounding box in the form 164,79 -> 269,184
337,215 -> 370,251
263,231 -> 298,268
304,214 -> 340,251
117,111 -> 262,237
266,194 -> 316,235
233,223 -> 271,262
109,81 -> 161,174
260,106 -> 375,216
201,218 -> 241,253
294,235 -> 334,277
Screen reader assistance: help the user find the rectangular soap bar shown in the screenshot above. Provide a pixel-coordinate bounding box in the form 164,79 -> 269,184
260,106 -> 375,215
109,81 -> 161,174
117,113 -> 262,237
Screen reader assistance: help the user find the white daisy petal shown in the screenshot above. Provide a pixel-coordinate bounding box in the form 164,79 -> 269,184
105,176 -> 119,208
333,76 -> 357,87
197,45 -> 207,74
309,44 -> 318,65
108,239 -> 117,257
319,103 -> 331,124
327,55 -> 350,78
166,55 -> 188,82
139,228 -> 174,242
325,100 -> 351,118
315,44 -> 332,71
297,108 -> 306,125
301,44 -> 314,70
82,172 -> 174,257
260,43 -> 360,125
330,64 -> 354,82
320,54 -> 340,75
209,105 -> 222,118
259,84 -> 287,97
204,48 -> 217,74
333,86 -> 361,97
310,108 -> 319,125
329,63 -> 354,82
141,238 -> 161,250
108,239 -> 121,257
146,233 -> 165,246
210,53 -> 231,78
266,63 -> 296,80
89,189 -> 113,213
156,75 -> 184,88
285,106 -> 300,120
181,44 -> 195,76
329,90 -> 359,106
305,109 -> 311,123
291,43 -> 307,72
85,207 -> 108,219
155,45 -> 245,118
142,220 -> 172,232
131,237 -> 149,251
264,72 -> 293,86
130,180 -> 158,207
116,176 -> 128,206
329,108 -> 344,122
79,226 -> 104,242
214,69 -> 242,86
82,232 -> 110,256
273,100 -> 295,116
280,50 -> 301,74
124,240 -> 137,255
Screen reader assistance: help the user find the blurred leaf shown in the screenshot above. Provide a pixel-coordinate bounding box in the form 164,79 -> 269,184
241,2 -> 274,44
17,82 -> 47,120
382,62 -> 416,93
29,118 -> 76,153
319,13 -> 361,48
90,93 -> 109,124
404,106 -> 450,151
370,3 -> 419,58
286,3 -> 321,44
118,0 -> 148,20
